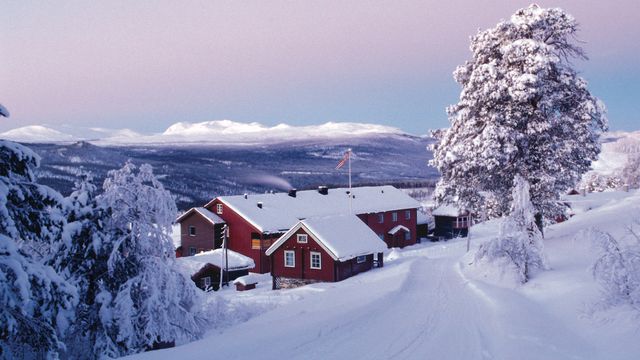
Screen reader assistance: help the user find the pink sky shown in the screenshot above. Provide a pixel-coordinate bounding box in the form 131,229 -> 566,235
1,1 -> 638,135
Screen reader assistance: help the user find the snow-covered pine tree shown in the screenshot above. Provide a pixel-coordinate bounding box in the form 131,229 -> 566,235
49,172 -> 112,358
96,161 -> 204,357
431,5 -> 607,228
1,138 -> 76,358
475,175 -> 547,283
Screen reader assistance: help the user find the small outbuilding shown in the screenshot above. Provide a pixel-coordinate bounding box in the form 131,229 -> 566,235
178,249 -> 255,291
233,273 -> 262,291
432,205 -> 471,239
266,214 -> 387,289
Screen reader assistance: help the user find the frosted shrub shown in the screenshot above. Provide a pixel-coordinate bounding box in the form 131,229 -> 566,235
621,154 -> 640,189
475,176 -> 547,284
589,228 -> 640,312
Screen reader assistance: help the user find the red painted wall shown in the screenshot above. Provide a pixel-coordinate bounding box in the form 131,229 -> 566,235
357,208 -> 417,248
270,228 -> 336,282
206,199 -> 271,273
335,254 -> 374,281
179,212 -> 216,257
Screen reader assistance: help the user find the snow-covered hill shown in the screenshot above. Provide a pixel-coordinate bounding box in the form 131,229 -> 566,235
0,120 -> 407,146
590,130 -> 640,176
0,125 -> 76,143
128,190 -> 640,360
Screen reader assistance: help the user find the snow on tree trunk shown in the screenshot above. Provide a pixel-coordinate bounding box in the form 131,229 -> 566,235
1,140 -> 76,358
96,161 -> 205,357
474,175 -> 548,284
431,4 -> 607,225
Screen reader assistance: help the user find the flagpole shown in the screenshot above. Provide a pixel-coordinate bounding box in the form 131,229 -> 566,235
348,148 -> 352,214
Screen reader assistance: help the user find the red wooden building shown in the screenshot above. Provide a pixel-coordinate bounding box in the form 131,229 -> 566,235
177,185 -> 420,274
175,207 -> 225,257
265,215 -> 387,288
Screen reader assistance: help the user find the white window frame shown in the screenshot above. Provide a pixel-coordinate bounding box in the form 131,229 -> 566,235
310,251 -> 321,269
297,234 -> 308,243
356,255 -> 367,264
392,212 -> 398,222
378,213 -> 384,223
201,276 -> 211,288
284,250 -> 295,268
188,225 -> 196,236
216,203 -> 223,215
405,210 -> 411,220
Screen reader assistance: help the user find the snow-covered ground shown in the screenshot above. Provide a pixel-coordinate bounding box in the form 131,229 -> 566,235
129,189 -> 640,360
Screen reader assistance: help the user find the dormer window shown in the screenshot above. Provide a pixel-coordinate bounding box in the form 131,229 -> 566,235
297,234 -> 308,243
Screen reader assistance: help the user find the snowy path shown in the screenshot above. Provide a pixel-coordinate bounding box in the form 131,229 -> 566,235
130,240 -> 599,360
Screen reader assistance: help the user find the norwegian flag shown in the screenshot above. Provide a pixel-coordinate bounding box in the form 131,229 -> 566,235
335,150 -> 350,170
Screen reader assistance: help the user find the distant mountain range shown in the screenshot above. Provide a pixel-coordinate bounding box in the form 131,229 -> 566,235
0,120 -> 415,146
2,120 -> 437,211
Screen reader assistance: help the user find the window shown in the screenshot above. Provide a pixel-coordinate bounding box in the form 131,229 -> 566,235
356,255 -> 367,264
377,233 -> 384,241
404,231 -> 411,241
200,276 -> 211,289
310,251 -> 321,269
284,250 -> 295,267
405,210 -> 411,220
216,203 -> 223,215
378,213 -> 384,223
251,233 -> 261,249
392,212 -> 398,222
188,226 -> 196,236
297,234 -> 308,243
189,246 -> 197,256
455,216 -> 469,228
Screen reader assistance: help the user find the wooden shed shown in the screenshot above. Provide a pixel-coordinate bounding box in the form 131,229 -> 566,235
432,205 -> 471,239
178,249 -> 255,291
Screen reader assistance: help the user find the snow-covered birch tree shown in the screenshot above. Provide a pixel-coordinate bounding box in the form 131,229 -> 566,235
431,5 -> 607,228
475,175 -> 547,283
96,162 -> 204,357
1,128 -> 76,357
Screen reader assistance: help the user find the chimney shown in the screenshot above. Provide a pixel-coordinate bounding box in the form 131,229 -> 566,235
288,189 -> 297,197
244,193 -> 248,199
257,202 -> 263,209
318,186 -> 328,195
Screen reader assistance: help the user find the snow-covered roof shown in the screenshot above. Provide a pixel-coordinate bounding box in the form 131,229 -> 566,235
233,273 -> 262,286
178,249 -> 255,275
176,207 -> 224,225
265,214 -> 387,261
388,225 -> 410,235
432,204 -> 467,217
212,185 -> 420,233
